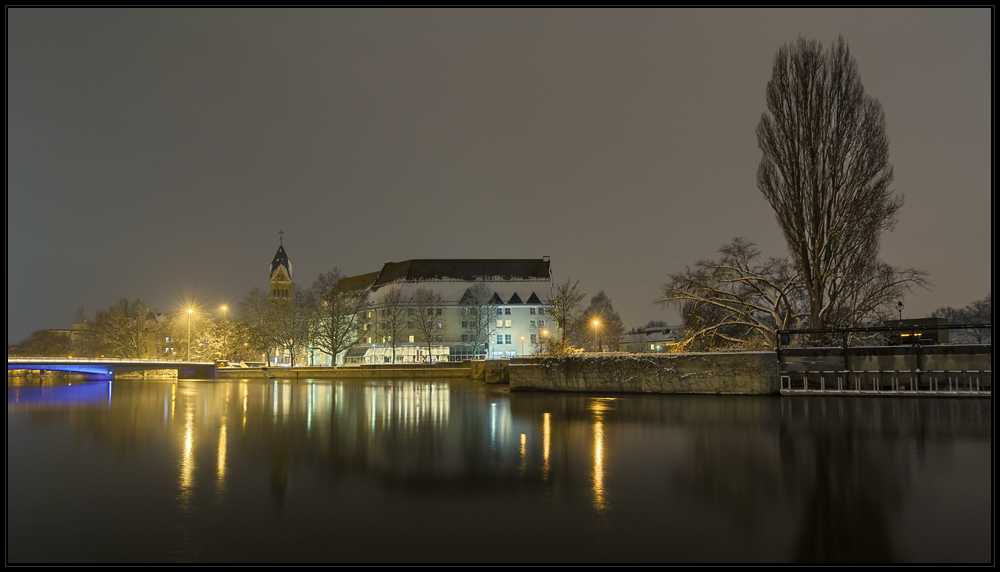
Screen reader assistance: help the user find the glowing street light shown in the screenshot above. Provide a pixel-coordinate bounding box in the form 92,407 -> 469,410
187,309 -> 194,361
520,335 -> 525,355
221,305 -> 228,320
593,320 -> 600,353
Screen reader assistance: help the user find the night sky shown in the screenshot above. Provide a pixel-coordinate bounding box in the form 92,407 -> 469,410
7,8 -> 992,343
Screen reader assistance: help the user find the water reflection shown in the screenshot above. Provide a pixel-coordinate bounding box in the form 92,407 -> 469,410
7,377 -> 991,563
590,397 -> 615,513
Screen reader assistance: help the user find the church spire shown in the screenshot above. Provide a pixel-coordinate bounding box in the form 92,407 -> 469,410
269,232 -> 292,303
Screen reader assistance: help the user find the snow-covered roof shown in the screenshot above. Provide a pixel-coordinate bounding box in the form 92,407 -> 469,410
270,245 -> 292,279
343,258 -> 553,307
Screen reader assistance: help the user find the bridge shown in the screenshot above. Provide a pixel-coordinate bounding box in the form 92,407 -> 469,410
7,358 -> 217,379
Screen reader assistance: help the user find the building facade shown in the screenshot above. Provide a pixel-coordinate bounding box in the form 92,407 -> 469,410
343,258 -> 554,364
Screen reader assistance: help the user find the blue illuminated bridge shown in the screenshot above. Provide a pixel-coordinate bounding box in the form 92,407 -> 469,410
7,358 -> 217,379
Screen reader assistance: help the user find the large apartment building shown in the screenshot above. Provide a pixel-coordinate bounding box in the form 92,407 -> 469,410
341,258 -> 554,364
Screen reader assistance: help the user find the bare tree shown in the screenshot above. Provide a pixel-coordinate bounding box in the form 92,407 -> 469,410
205,318 -> 257,363
310,268 -> 370,366
377,286 -> 408,364
757,36 -> 925,329
660,239 -> 806,350
412,287 -> 445,362
9,329 -> 72,357
93,298 -> 158,358
544,278 -> 586,354
272,283 -> 314,366
573,290 -> 626,352
237,287 -> 281,363
462,280 -> 500,359
933,294 -> 992,344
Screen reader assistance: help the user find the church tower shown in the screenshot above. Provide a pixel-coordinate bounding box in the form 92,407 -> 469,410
270,231 -> 292,304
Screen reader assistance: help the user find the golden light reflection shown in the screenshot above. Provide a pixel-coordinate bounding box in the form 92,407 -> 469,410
543,412 -> 551,480
593,419 -> 606,513
590,398 -> 614,513
519,433 -> 527,476
178,401 -> 195,507
217,421 -> 227,492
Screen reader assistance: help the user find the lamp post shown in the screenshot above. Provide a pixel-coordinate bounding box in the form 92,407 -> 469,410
221,305 -> 228,321
593,320 -> 600,353
520,335 -> 525,355
187,309 -> 193,361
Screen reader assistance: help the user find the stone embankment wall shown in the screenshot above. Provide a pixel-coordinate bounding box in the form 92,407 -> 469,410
509,353 -> 780,395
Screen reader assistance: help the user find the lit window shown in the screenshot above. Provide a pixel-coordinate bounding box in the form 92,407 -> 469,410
409,335 -> 415,343
505,320 -> 511,328
497,320 -> 503,328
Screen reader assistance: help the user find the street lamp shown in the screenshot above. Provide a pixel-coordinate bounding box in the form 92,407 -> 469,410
520,335 -> 525,355
220,305 -> 228,320
593,320 -> 600,353
187,309 -> 193,361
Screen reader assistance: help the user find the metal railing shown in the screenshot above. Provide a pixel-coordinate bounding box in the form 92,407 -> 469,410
780,369 -> 991,396
777,324 -> 991,397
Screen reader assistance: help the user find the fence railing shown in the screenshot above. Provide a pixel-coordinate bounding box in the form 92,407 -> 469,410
777,324 -> 991,397
780,369 -> 991,396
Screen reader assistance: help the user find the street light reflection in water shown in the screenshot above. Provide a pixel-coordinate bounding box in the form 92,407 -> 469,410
6,376 -> 992,563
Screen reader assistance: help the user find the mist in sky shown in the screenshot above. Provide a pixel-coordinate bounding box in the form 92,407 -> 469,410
7,8 -> 991,342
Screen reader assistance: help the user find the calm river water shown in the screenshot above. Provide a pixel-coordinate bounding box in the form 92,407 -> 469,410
7,376 -> 991,564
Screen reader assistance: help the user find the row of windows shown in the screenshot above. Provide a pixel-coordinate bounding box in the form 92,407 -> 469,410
494,334 -> 539,344
407,321 -> 443,329
496,307 -> 547,315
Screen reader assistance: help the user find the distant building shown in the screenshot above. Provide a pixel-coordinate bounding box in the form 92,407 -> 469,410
341,258 -> 553,364
269,242 -> 292,305
619,326 -> 681,353
883,317 -> 950,345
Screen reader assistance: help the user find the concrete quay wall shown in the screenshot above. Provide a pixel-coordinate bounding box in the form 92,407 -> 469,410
509,352 -> 780,395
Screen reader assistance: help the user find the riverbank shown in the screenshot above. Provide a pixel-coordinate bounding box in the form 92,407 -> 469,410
212,352 -> 780,395
509,352 -> 779,395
